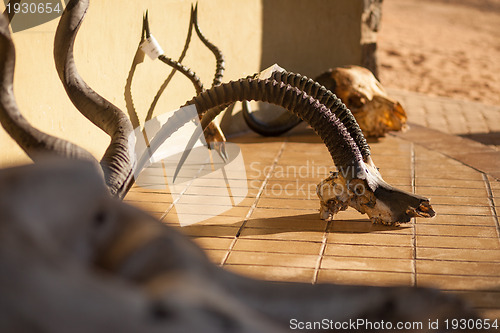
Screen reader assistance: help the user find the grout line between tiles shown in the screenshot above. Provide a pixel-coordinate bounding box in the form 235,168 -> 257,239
318,255 -> 500,264
312,220 -> 332,284
415,272 -> 500,279
159,162 -> 206,222
415,234 -> 499,239
226,248 -> 415,257
317,269 -> 499,278
428,203 -> 491,207
482,173 -> 500,239
411,143 -> 417,287
416,222 -> 498,228
303,267 -> 413,274
389,130 -> 500,182
219,140 -> 288,266
415,257 -> 500,264
225,263 -> 317,270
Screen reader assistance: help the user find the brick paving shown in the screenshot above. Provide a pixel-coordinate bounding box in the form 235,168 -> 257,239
125,91 -> 500,319
389,89 -> 500,150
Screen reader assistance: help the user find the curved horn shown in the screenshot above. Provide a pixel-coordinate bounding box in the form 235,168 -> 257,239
241,100 -> 302,137
135,77 -> 364,183
134,71 -> 433,224
0,13 -> 96,163
158,55 -> 204,95
143,10 -> 227,163
241,69 -> 371,160
54,0 -> 135,198
192,3 -> 224,88
196,77 -> 435,225
197,78 -> 364,175
142,11 -> 204,95
271,70 -> 371,161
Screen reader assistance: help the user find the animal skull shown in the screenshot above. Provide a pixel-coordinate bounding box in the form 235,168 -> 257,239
1,0 -> 434,228
0,160 -> 475,332
317,160 -> 435,225
316,65 -> 408,137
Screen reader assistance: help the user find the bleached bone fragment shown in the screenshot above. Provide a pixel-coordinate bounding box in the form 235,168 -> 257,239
316,65 -> 408,137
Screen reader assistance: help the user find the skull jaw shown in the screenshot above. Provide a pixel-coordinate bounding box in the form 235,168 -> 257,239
317,171 -> 435,226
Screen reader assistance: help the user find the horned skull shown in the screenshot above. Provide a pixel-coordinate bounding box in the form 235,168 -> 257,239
0,160 -> 474,332
316,65 -> 408,137
0,0 -> 434,228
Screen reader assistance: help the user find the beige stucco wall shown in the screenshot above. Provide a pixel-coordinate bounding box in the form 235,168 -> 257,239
0,0 -> 364,168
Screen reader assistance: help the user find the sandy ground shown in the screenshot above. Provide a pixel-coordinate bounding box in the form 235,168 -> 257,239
378,0 -> 500,106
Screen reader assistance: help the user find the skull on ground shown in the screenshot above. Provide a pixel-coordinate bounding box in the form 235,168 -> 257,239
316,65 -> 407,137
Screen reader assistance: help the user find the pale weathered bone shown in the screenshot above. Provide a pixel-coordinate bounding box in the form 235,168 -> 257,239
0,160 -> 476,332
243,65 -> 407,138
317,168 -> 435,225
315,65 -> 408,137
0,160 -> 283,333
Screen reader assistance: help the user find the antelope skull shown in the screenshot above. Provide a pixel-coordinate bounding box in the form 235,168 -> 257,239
0,0 -> 433,226
0,160 -> 475,332
315,65 -> 408,137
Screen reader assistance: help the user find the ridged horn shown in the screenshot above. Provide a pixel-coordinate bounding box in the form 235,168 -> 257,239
135,76 -> 363,179
0,12 -> 97,163
158,55 -> 204,95
193,78 -> 364,175
144,8 -> 227,163
54,0 -> 135,198
196,77 -> 435,225
192,3 -> 225,88
143,10 -> 204,95
270,70 -> 371,160
241,100 -> 302,137
242,68 -> 371,160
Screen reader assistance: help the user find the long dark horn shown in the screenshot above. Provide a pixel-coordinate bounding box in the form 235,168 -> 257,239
241,100 -> 302,137
54,0 -> 135,198
142,10 -> 204,95
197,77 -> 435,225
271,70 -> 371,161
135,74 -> 363,185
0,12 -> 96,163
241,68 -> 371,160
192,3 -> 224,88
142,9 -> 227,166
136,72 -> 433,224
158,55 -> 204,95
198,78 -> 364,175
135,76 -> 364,181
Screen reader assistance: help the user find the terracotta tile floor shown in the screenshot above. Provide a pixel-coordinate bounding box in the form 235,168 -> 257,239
389,88 -> 500,151
125,103 -> 500,320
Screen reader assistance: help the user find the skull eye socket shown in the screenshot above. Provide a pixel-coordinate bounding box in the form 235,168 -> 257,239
347,95 -> 364,109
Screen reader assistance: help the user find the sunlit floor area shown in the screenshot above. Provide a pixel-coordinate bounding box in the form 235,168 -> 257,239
125,91 -> 500,319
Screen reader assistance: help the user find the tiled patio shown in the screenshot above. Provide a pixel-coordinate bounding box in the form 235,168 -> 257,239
125,92 -> 500,319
